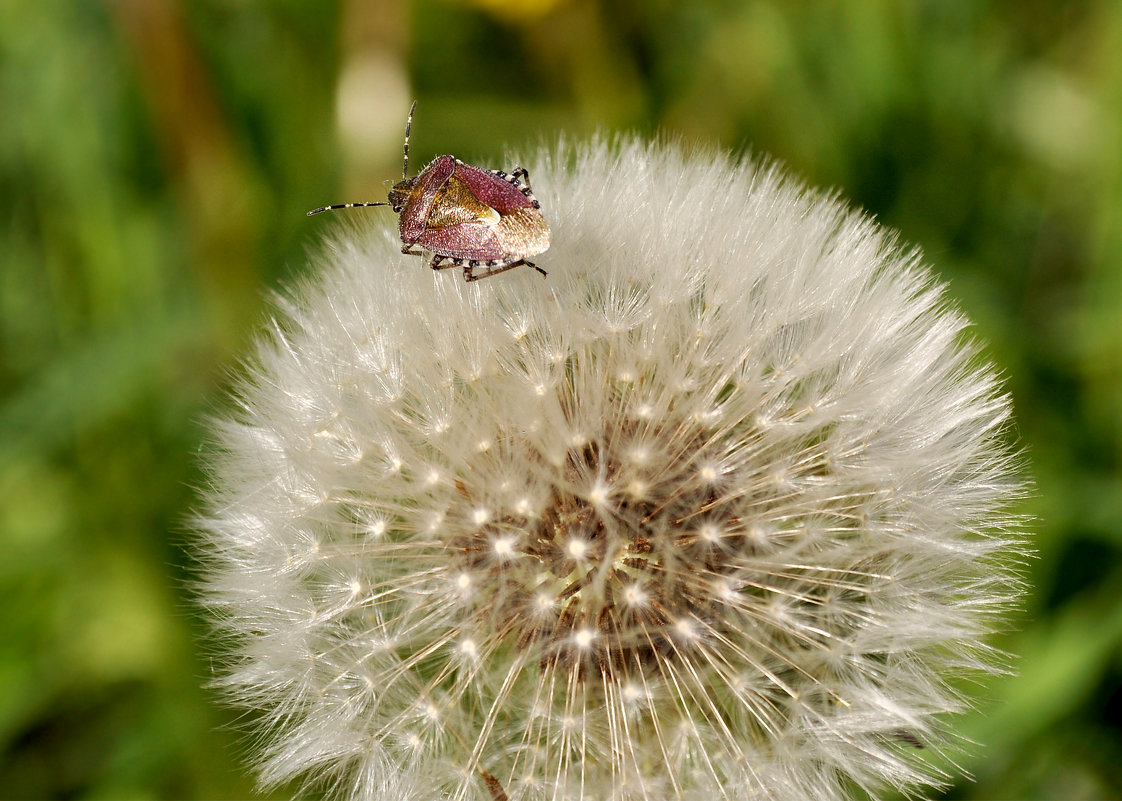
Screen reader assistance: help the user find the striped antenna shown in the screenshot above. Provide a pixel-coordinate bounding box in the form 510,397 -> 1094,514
306,201 -> 389,216
402,99 -> 417,179
306,100 -> 419,216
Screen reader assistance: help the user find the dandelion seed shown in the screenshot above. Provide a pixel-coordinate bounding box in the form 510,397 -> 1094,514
698,523 -> 721,543
196,139 -> 1027,801
573,628 -> 595,650
587,481 -> 610,506
622,584 -> 647,607
626,480 -> 648,498
673,617 -> 697,640
492,536 -> 516,557
566,538 -> 589,560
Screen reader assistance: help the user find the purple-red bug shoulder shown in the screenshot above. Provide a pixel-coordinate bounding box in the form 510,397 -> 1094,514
453,161 -> 535,214
398,155 -> 456,242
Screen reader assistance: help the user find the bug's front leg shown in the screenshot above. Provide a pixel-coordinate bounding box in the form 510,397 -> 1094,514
401,244 -> 425,258
430,254 -> 460,272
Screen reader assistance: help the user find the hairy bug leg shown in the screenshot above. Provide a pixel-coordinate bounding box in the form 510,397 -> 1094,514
429,254 -> 460,272
507,166 -> 543,210
464,259 -> 547,282
489,164 -> 531,190
510,167 -> 532,191
400,244 -> 425,258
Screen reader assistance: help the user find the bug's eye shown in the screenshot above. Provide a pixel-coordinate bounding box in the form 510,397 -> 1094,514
393,205 -> 403,213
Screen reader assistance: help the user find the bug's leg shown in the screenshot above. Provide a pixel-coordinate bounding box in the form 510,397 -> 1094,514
465,259 -> 548,282
507,167 -> 542,209
464,259 -> 511,282
509,167 -> 532,192
429,254 -> 459,271
401,244 -> 426,258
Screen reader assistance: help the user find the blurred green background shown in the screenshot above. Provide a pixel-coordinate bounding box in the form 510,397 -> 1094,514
2,0 -> 1120,798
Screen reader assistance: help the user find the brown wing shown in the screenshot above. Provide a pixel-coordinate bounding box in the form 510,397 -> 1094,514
427,175 -> 501,228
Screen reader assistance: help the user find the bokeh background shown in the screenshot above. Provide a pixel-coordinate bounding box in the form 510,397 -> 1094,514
2,0 -> 1120,798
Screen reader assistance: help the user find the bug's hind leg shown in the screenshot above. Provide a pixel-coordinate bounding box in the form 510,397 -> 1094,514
463,259 -> 548,282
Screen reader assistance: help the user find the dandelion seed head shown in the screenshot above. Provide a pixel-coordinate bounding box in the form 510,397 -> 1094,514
621,683 -> 645,703
197,139 -> 1026,801
672,617 -> 697,641
566,538 -> 589,560
626,479 -> 648,498
622,583 -> 647,607
698,522 -> 721,544
587,480 -> 611,506
573,628 -> 596,650
424,509 -> 445,534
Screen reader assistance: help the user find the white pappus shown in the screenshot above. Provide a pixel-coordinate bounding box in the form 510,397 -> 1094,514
195,138 -> 1027,801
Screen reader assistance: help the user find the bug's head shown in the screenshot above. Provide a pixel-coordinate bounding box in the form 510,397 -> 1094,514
387,177 -> 416,214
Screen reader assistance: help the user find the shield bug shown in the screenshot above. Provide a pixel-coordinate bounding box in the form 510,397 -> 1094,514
308,101 -> 550,282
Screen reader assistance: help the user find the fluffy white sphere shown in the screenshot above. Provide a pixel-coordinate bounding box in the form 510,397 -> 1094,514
197,139 -> 1025,801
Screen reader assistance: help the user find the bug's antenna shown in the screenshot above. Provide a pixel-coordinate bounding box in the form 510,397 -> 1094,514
306,202 -> 391,216
306,102 -> 418,216
402,99 -> 417,179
